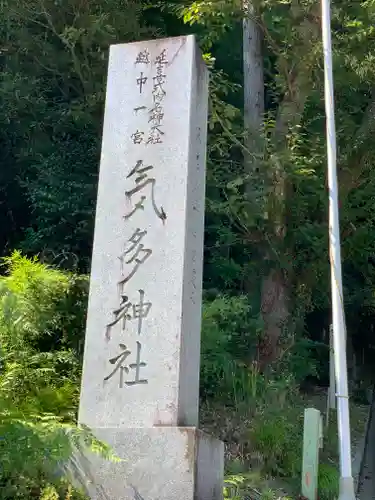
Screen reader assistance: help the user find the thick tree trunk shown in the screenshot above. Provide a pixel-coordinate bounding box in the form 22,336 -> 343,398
242,3 -> 320,367
258,268 -> 288,368
243,3 -> 269,363
256,9 -> 320,367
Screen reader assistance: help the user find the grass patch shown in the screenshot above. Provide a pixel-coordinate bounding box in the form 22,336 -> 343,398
200,385 -> 370,500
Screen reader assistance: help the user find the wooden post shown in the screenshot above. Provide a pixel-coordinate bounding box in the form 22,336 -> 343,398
302,408 -> 321,500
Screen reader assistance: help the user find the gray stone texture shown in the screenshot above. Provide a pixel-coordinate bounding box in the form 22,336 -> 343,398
72,427 -> 224,500
79,35 -> 208,430
78,35 -> 224,499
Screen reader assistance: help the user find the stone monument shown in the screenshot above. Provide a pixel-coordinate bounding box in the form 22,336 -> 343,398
78,35 -> 224,499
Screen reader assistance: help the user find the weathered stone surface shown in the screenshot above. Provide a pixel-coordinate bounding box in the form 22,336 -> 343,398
77,34 -> 224,500
72,427 -> 224,500
79,35 -> 209,430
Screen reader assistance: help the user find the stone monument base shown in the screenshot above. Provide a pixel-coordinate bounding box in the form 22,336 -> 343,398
70,427 -> 224,500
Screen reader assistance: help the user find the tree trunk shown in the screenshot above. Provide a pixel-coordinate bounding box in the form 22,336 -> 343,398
242,2 -> 288,368
257,3 -> 321,367
243,1 -> 264,202
243,3 -> 269,363
243,3 -> 320,367
258,268 -> 288,368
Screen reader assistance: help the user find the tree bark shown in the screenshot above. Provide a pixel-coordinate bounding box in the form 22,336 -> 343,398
243,1 -> 264,204
243,2 -> 272,366
257,8 -> 321,368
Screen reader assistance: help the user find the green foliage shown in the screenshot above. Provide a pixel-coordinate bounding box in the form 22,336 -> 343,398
250,412 -> 302,477
282,338 -> 328,385
1,0 -> 375,496
318,463 -> 340,500
199,293 -> 344,499
1,0 -> 375,344
200,294 -> 262,399
0,252 -> 88,416
0,252 -> 108,499
0,407 -> 110,499
223,471 -> 293,499
0,0 -> 157,270
167,0 -> 375,341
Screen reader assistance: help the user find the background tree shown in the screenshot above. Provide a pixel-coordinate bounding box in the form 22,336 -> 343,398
0,0 -> 157,270
1,0 -> 375,370
1,1 -> 375,497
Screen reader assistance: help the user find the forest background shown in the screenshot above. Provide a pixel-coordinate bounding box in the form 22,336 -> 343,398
1,0 -> 375,499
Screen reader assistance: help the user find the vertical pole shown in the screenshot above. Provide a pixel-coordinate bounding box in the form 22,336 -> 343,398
321,0 -> 355,498
327,325 -> 336,428
329,324 -> 336,410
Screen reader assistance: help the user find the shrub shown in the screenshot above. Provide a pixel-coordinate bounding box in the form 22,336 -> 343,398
200,294 -> 261,401
318,463 -> 340,499
250,412 -> 302,477
0,252 -> 86,418
0,252 -> 104,499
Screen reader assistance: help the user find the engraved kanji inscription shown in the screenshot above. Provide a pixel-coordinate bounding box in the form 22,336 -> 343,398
147,49 -> 168,145
147,126 -> 164,145
124,160 -> 166,222
118,230 -> 152,290
131,486 -> 145,500
126,341 -> 148,386
134,106 -> 147,114
152,87 -> 166,106
153,71 -> 167,90
137,72 -> 147,94
106,289 -> 152,339
135,49 -> 150,65
155,49 -> 168,66
147,104 -> 164,144
104,342 -> 148,387
152,85 -> 166,103
148,107 -> 164,126
106,295 -> 131,337
104,343 -> 131,384
132,289 -> 152,336
131,130 -> 144,144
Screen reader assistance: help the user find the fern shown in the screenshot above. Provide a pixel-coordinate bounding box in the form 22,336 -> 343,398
0,252 -> 109,499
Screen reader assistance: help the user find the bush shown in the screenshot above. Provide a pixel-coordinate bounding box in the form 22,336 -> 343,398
282,337 -> 328,386
0,252 -> 87,418
250,412 -> 302,477
200,294 -> 262,401
318,463 -> 340,500
0,252 -> 105,499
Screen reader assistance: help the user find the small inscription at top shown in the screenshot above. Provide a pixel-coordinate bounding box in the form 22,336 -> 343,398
135,49 -> 150,65
147,49 -> 168,145
155,49 -> 168,66
137,72 -> 148,94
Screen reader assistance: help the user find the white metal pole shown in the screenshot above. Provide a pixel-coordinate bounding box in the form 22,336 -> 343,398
329,324 -> 336,411
321,0 -> 355,498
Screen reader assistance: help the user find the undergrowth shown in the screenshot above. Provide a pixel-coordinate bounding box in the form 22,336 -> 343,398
200,295 -> 369,500
0,253 -> 369,499
0,252 -> 110,499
